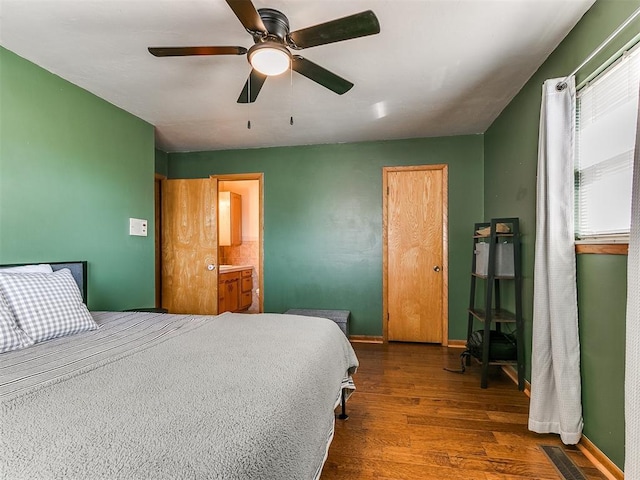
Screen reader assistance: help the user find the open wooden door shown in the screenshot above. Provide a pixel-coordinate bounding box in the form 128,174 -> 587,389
161,178 -> 219,314
384,165 -> 448,344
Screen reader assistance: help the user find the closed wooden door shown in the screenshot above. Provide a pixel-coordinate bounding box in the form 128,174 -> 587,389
161,178 -> 219,315
385,166 -> 447,343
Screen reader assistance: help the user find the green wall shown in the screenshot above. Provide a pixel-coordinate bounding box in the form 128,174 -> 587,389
484,0 -> 638,469
577,254 -> 627,467
155,148 -> 169,177
0,47 -> 156,310
169,136 -> 484,337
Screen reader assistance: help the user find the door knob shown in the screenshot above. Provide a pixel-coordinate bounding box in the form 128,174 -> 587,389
207,264 -> 216,271
433,266 -> 441,272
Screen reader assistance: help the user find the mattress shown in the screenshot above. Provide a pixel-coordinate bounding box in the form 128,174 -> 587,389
0,311 -> 358,479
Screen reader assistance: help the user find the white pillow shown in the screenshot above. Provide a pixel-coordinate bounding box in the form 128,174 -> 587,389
0,268 -> 97,343
0,297 -> 34,353
0,264 -> 54,274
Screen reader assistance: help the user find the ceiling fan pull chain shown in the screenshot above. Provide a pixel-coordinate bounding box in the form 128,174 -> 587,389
289,65 -> 294,126
247,75 -> 252,129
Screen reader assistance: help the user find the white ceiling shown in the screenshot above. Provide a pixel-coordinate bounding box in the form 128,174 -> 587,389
0,0 -> 595,153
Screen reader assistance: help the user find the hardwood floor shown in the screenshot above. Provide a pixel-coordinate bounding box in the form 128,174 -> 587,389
322,342 -> 605,480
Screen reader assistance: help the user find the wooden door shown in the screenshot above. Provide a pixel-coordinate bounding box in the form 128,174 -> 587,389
161,178 -> 219,315
384,166 -> 448,343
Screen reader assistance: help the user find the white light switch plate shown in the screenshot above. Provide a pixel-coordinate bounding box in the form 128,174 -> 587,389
129,218 -> 148,237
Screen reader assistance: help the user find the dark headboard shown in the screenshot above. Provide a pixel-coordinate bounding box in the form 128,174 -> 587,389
0,261 -> 88,304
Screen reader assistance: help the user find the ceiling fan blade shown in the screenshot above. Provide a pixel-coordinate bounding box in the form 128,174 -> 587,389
148,46 -> 247,57
292,56 -> 353,95
225,0 -> 267,33
237,69 -> 268,103
288,10 -> 380,49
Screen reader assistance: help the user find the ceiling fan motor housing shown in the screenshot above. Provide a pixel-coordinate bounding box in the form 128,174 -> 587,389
257,8 -> 290,42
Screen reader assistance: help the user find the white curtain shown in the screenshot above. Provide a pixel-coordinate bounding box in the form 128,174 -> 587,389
528,77 -> 583,445
624,84 -> 640,478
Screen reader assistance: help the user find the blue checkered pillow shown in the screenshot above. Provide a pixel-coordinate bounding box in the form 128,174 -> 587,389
0,268 -> 98,343
0,296 -> 34,353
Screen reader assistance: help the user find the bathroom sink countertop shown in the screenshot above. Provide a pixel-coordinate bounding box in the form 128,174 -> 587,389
219,265 -> 253,273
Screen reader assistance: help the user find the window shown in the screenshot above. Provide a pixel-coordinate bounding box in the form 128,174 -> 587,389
575,43 -> 639,241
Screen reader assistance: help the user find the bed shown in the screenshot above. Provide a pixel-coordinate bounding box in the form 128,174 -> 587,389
0,261 -> 358,479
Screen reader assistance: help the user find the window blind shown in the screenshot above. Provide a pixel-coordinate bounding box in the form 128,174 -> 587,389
575,43 -> 639,238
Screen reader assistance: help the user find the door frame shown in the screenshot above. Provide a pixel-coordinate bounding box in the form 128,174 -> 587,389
382,165 -> 449,345
210,173 -> 265,313
154,173 -> 166,309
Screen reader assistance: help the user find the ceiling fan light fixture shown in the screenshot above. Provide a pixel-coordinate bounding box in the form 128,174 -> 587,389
248,43 -> 291,76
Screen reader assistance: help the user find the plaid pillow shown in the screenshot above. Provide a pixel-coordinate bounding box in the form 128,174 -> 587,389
0,297 -> 34,353
0,268 -> 98,343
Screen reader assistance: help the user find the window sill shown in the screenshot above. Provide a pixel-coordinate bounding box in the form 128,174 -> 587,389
575,243 -> 628,255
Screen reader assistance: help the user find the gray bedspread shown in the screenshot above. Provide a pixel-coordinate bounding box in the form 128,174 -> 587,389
0,311 -> 358,480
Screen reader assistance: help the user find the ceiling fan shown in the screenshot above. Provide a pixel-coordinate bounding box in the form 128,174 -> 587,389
148,0 -> 380,103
